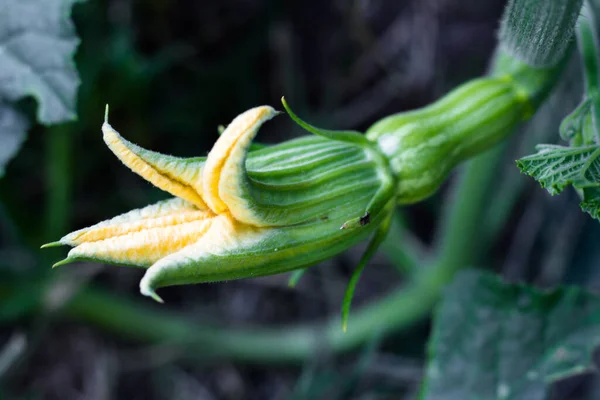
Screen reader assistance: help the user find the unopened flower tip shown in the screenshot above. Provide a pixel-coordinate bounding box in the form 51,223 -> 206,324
141,286 -> 165,304
52,257 -> 76,268
41,241 -> 63,249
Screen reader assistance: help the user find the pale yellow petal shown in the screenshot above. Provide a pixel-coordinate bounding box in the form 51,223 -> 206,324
65,209 -> 211,245
202,106 -> 278,214
139,213 -> 267,300
67,217 -> 213,267
102,121 -> 208,209
60,198 -> 203,245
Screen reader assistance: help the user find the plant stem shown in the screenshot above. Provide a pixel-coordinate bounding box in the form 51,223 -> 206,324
578,2 -> 600,95
578,2 -> 600,141
499,0 -> 582,67
44,125 -> 72,241
380,212 -> 424,275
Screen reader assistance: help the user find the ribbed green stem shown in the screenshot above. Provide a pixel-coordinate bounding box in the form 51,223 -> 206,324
365,48 -> 568,205
366,78 -> 525,204
499,0 -> 582,67
578,4 -> 600,94
578,2 -> 600,143
491,48 -> 571,110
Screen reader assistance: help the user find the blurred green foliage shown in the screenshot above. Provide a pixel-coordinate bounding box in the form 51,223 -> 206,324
3,0 -> 600,399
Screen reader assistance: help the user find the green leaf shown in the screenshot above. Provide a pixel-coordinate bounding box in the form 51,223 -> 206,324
420,269 -> 600,400
517,144 -> 600,220
580,186 -> 600,219
0,0 -> 83,175
0,103 -> 29,177
516,144 -> 600,195
0,0 -> 83,124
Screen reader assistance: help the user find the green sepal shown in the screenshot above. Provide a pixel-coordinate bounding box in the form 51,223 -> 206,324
342,209 -> 393,332
288,268 -> 308,288
281,97 -> 371,146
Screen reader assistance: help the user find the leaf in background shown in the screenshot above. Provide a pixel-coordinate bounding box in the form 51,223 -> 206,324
516,144 -> 600,194
0,0 -> 82,123
580,186 -> 600,219
0,0 -> 83,175
0,103 -> 29,177
420,269 -> 600,400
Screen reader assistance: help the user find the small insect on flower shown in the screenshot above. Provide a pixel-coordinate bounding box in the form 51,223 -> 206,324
43,100 -> 397,330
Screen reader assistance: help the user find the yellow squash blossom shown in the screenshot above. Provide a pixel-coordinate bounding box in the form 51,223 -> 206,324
45,101 -> 397,329
44,69 -> 536,329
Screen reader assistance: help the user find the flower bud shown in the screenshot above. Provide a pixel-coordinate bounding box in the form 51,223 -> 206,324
44,105 -> 396,303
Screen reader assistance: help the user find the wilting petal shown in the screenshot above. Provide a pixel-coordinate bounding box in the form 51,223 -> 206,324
103,111 -> 208,209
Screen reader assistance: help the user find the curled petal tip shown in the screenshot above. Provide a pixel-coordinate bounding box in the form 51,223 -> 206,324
202,105 -> 279,219
101,117 -> 207,208
52,257 -> 76,268
140,283 -> 165,304
41,241 -> 63,249
104,104 -> 109,124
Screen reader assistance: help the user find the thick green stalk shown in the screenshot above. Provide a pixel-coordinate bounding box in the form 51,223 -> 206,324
578,2 -> 600,143
499,0 -> 582,67
558,3 -> 600,146
578,5 -> 600,94
365,52 -> 567,204
366,77 -> 525,203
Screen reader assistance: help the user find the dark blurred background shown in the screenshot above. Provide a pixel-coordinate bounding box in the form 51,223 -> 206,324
1,0 -> 598,399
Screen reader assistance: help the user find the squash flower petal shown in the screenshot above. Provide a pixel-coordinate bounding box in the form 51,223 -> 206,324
45,104 -> 397,303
